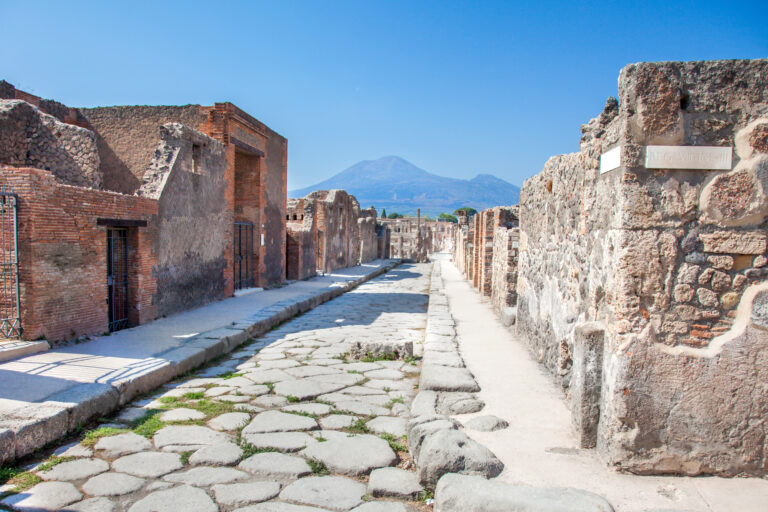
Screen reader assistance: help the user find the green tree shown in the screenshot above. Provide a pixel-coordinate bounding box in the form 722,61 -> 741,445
453,207 -> 477,216
438,213 -> 458,223
387,212 -> 404,219
381,208 -> 387,218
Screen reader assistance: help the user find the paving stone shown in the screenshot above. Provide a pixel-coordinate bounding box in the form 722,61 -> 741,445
243,410 -> 318,433
218,394 -> 254,403
364,369 -> 405,380
244,369 -> 294,383
239,452 -> 312,478
237,384 -> 271,396
301,434 -> 396,475
158,408 -> 206,422
283,403 -> 332,415
62,497 -> 115,512
178,378 -> 221,388
94,432 -> 152,458
256,359 -> 301,369
319,414 -> 358,429
38,458 -> 110,481
254,395 -> 290,408
211,481 -> 282,507
285,366 -> 345,378
82,472 -> 145,496
240,432 -> 318,452
274,380 -> 348,401
236,404 -> 265,413
160,443 -> 208,453
164,466 -> 250,485
422,351 -> 464,368
160,386 -> 205,398
144,481 -> 173,491
420,365 -> 480,392
112,452 -> 183,478
333,400 -> 390,417
115,407 -> 147,424
308,373 -> 366,386
1,481 -> 82,511
366,417 -> 407,437
417,430 -> 503,488
463,415 -> 509,432
153,425 -> 230,449
189,441 -> 243,465
368,467 -> 423,499
127,485 -> 217,512
280,476 -> 366,511
233,503 -> 333,512
341,386 -> 386,396
364,379 -> 412,391
221,377 -> 258,388
208,412 -> 252,431
434,473 -> 614,512
334,362 -> 382,372
436,392 -> 485,415
407,416 -> 460,461
53,442 -> 93,458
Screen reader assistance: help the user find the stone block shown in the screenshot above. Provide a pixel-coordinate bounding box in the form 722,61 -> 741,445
571,323 -> 605,448
0,428 -> 15,464
700,231 -> 767,254
4,404 -> 69,459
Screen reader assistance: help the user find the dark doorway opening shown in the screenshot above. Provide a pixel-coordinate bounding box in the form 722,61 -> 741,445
234,221 -> 254,290
107,228 -> 129,332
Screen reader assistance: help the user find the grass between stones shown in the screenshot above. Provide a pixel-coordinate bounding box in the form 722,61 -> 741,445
360,352 -> 397,363
219,372 -> 244,380
283,410 -> 319,420
131,411 -> 164,438
344,418 -> 371,434
180,451 -> 193,465
380,433 -> 407,453
0,454 -> 76,498
82,426 -> 129,446
307,459 -> 329,475
286,395 -> 300,403
385,397 -> 405,409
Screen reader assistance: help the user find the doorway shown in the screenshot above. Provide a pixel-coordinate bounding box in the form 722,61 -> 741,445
107,228 -> 129,332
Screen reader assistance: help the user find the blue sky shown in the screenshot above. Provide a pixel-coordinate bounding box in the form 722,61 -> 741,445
2,1 -> 766,190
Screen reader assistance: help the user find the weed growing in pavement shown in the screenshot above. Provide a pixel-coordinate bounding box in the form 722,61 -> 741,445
344,418 -> 371,434
379,433 -> 407,452
361,352 -> 396,362
183,391 -> 204,400
239,442 -> 279,458
131,411 -> 164,438
264,382 -> 275,392
219,372 -> 244,380
307,459 -> 329,475
180,451 -> 193,465
81,426 -> 129,446
286,395 -> 300,403
385,397 -> 405,409
186,399 -> 237,418
283,410 -> 319,420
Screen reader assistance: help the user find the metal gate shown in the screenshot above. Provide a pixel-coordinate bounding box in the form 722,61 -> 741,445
0,185 -> 21,338
234,221 -> 254,290
107,228 -> 129,332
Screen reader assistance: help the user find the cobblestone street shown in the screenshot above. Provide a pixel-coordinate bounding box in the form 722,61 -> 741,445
1,264 -> 431,512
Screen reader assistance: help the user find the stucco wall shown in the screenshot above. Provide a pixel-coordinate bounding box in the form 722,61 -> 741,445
138,123 -> 230,317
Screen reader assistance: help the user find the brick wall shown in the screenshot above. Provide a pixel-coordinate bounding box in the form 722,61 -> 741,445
0,166 -> 158,343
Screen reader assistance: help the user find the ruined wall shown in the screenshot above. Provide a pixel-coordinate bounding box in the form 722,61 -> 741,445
77,106 -> 206,194
517,59 -> 768,476
0,166 -> 158,343
0,100 -> 100,188
286,198 -> 317,280
308,190 -> 359,273
491,225 -> 519,314
138,124 -> 230,317
358,207 -> 378,263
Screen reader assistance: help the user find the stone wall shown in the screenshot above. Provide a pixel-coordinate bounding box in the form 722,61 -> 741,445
0,100 -> 100,188
517,59 -> 768,475
0,166 -> 158,343
490,225 -> 519,314
286,197 -> 317,280
308,189 -> 361,274
138,123 -> 230,317
76,105 -> 206,194
358,207 -> 378,263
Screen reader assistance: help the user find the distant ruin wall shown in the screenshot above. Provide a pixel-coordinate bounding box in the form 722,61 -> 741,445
286,197 -> 317,281
261,125 -> 288,287
139,123 -> 230,317
517,58 -> 768,476
490,226 -> 519,314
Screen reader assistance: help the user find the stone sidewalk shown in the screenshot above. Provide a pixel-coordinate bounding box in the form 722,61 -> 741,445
1,262 -> 431,512
435,253 -> 768,512
0,260 -> 399,465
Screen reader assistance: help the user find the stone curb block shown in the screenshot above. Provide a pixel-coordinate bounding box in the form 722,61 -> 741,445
0,260 -> 400,464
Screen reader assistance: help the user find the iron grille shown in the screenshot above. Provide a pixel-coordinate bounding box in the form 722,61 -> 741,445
0,185 -> 21,338
234,221 -> 254,290
107,228 -> 129,332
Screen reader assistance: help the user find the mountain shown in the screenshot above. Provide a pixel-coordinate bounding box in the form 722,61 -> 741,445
288,156 -> 520,217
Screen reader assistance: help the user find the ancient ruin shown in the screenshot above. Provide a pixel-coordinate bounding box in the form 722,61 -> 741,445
0,57 -> 767,512
454,59 -> 768,476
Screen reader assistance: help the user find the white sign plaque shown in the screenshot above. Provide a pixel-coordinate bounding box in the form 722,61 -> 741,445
645,145 -> 732,170
600,146 -> 621,174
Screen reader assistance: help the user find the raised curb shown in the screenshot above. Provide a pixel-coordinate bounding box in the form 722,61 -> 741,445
0,260 -> 400,464
409,260 -> 503,489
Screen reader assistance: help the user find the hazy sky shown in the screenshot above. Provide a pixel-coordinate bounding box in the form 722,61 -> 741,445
2,1 -> 766,189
